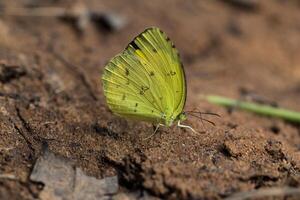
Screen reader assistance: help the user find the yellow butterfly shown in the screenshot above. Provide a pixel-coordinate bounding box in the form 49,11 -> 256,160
102,27 -> 196,133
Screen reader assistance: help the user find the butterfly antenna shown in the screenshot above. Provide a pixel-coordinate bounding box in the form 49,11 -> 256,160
199,111 -> 206,129
200,112 -> 221,117
186,110 -> 221,117
188,113 -> 216,126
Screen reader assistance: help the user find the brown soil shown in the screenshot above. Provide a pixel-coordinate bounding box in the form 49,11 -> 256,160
1,0 -> 300,199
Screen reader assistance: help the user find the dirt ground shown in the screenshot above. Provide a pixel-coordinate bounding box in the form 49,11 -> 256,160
0,0 -> 300,199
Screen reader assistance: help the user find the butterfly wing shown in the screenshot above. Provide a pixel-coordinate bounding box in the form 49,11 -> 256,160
102,27 -> 186,125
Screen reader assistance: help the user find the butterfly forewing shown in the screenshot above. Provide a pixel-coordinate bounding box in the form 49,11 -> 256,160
103,55 -> 162,123
102,27 -> 186,125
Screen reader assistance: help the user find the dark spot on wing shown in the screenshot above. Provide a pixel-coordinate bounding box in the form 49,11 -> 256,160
125,68 -> 129,76
149,71 -> 155,76
159,96 -> 163,100
176,90 -> 179,93
140,85 -> 149,95
134,109 -> 137,112
166,37 -> 170,42
166,71 -> 176,76
141,86 -> 149,91
135,103 -> 138,107
152,110 -> 154,113
122,94 -> 126,100
171,43 -> 176,48
152,48 -> 157,53
130,41 -> 140,50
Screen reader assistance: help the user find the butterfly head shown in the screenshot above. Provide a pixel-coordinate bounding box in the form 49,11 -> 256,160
178,112 -> 187,121
163,112 -> 187,127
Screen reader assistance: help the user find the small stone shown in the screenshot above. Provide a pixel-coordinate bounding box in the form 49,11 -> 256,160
91,12 -> 127,32
30,149 -> 119,200
74,168 -> 118,200
30,150 -> 75,200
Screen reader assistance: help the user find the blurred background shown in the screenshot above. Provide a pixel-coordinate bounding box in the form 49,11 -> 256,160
1,0 -> 300,108
1,0 -> 300,199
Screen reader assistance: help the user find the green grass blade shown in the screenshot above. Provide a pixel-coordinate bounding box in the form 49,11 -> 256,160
205,95 -> 300,123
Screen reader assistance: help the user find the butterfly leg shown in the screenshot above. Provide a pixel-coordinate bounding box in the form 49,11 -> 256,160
144,123 -> 164,140
177,121 -> 197,134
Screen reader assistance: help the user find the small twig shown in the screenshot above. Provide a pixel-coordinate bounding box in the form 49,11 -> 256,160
204,95 -> 300,123
0,174 -> 18,181
225,187 -> 300,200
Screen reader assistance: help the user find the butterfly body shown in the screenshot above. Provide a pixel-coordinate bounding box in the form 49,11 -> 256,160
102,27 -> 187,127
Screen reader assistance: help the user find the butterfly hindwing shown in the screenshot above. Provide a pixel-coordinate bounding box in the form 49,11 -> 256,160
102,27 -> 186,125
